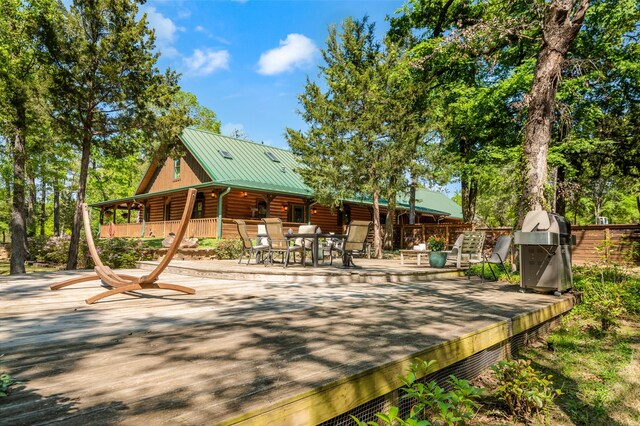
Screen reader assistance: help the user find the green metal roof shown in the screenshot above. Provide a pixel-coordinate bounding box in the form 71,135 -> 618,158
93,128 -> 462,218
180,128 -> 312,197
398,188 -> 463,219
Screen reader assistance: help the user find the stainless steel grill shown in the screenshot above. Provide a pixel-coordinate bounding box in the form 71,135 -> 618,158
514,210 -> 575,295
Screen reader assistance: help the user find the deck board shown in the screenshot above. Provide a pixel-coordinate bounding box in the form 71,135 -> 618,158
0,261 -> 574,425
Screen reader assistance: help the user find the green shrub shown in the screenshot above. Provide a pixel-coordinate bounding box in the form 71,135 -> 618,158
27,235 -> 49,262
88,238 -> 155,269
41,235 -> 72,265
353,359 -> 484,426
572,265 -> 640,330
211,238 -> 243,260
0,355 -> 19,398
491,359 -> 560,419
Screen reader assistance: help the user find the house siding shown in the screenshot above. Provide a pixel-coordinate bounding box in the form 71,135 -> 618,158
144,152 -> 211,194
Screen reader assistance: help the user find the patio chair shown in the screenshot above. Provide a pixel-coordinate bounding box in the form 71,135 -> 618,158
447,231 -> 485,269
262,218 -> 304,268
294,224 -> 318,264
445,234 -> 464,266
50,189 -> 197,304
478,235 -> 513,282
234,219 -> 269,265
333,220 -> 372,267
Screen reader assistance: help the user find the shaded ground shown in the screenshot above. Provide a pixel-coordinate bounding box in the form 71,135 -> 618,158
0,267 -> 571,425
470,318 -> 640,425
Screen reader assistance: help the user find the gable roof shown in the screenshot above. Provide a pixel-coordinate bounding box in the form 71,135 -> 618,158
131,128 -> 461,218
179,128 -> 312,196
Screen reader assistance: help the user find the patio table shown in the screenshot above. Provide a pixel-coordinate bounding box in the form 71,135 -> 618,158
285,233 -> 346,267
399,249 -> 431,266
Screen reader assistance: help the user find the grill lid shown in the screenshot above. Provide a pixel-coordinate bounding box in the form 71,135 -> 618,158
522,210 -> 552,232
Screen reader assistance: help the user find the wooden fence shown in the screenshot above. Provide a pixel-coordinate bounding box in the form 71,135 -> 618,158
394,223 -> 640,265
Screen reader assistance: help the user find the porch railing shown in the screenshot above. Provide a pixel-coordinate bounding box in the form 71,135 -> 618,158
99,218 -> 218,239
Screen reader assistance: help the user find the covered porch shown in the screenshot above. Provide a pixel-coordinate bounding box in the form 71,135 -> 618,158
93,185 -> 454,240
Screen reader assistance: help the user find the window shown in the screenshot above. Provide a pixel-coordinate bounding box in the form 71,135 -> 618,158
256,200 -> 267,218
288,204 -> 305,223
165,203 -> 171,221
144,205 -> 151,222
218,149 -> 233,159
265,152 -> 280,162
337,205 -> 351,227
173,158 -> 181,180
192,193 -> 205,219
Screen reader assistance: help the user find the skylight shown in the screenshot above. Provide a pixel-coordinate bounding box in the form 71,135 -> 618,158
265,152 -> 280,162
218,149 -> 233,159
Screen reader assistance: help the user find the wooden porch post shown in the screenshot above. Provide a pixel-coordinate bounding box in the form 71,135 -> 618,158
141,203 -> 146,238
304,199 -> 317,224
261,194 -> 277,218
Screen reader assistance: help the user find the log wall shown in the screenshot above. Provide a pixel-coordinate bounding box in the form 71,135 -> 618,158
145,152 -> 211,193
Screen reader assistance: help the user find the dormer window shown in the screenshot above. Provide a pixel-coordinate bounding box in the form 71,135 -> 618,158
219,150 -> 233,159
265,152 -> 280,162
173,158 -> 181,180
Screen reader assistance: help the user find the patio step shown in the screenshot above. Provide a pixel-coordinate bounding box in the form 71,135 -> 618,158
137,259 -> 465,284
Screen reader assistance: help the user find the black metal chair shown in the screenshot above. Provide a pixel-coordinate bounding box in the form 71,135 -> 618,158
333,220 -> 372,267
481,235 -> 513,282
234,219 -> 269,265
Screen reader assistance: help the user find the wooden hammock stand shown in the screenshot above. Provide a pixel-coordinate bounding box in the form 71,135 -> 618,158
50,189 -> 197,304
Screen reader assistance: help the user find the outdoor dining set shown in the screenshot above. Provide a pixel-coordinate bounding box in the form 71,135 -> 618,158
234,218 -> 372,268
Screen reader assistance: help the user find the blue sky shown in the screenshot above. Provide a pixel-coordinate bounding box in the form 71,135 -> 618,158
142,0 -> 459,196
143,0 -> 404,147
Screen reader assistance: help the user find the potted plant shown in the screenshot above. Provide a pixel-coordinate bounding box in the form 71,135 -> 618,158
427,235 -> 448,268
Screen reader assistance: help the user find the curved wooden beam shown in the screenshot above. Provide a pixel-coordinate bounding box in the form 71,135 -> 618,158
51,188 -> 197,304
50,275 -> 100,290
85,281 -> 196,305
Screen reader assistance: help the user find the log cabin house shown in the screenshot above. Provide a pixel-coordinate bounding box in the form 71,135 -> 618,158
91,128 -> 462,239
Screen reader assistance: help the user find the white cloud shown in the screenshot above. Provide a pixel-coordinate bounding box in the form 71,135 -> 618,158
195,25 -> 206,33
257,34 -> 317,75
183,49 -> 230,75
143,6 -> 184,58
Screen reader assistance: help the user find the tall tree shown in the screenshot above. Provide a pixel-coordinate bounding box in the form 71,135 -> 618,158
521,0 -> 588,215
41,0 -> 180,269
287,17 -> 388,257
0,0 -> 56,273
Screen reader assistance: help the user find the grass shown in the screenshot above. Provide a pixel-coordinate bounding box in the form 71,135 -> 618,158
0,260 -> 59,275
469,266 -> 640,425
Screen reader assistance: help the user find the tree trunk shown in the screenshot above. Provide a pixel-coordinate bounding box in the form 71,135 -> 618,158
555,165 -> 566,216
40,180 -> 46,236
461,174 -> 478,223
53,178 -> 60,236
67,131 -> 92,270
409,174 -> 417,224
372,189 -> 382,259
10,92 -> 28,275
27,175 -> 36,237
384,191 -> 396,251
521,0 -> 589,220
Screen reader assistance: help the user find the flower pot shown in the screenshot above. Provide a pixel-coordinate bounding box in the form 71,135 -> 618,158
428,251 -> 448,268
